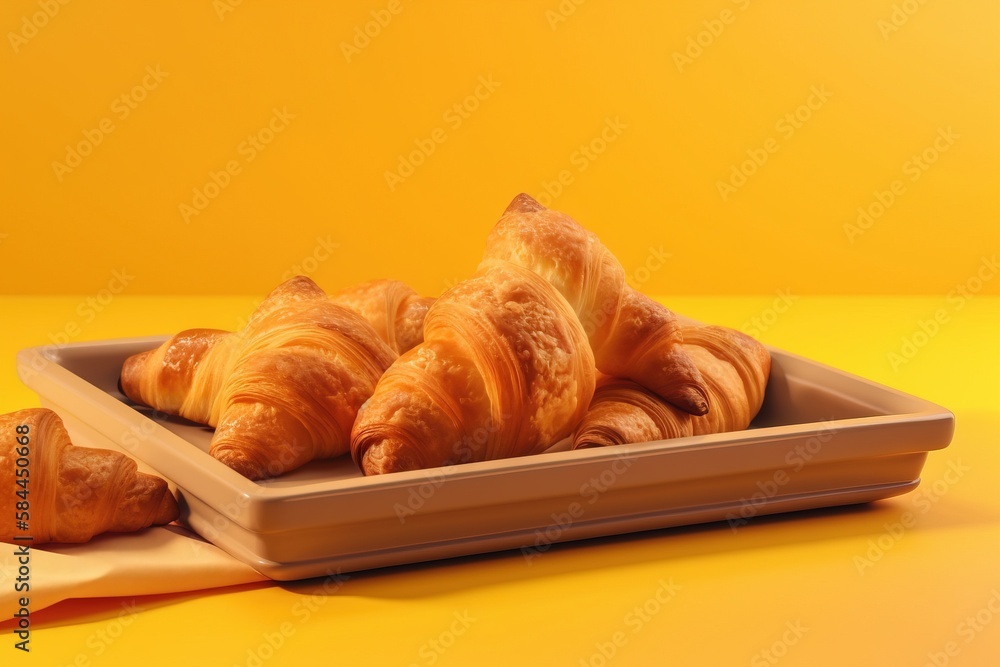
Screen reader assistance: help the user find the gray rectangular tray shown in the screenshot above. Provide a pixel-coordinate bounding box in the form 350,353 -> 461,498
16,335 -> 954,580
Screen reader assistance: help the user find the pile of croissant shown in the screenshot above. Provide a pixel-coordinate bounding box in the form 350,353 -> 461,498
1,194 -> 770,544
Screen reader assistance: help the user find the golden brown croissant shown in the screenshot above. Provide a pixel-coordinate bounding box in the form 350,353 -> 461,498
573,325 -> 770,449
482,194 -> 708,415
329,278 -> 434,354
0,408 -> 178,544
352,262 -> 596,475
120,276 -> 397,480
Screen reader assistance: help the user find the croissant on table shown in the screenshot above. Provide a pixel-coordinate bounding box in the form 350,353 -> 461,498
352,194 -> 712,475
573,325 -> 770,449
0,408 -> 178,545
120,276 -> 397,480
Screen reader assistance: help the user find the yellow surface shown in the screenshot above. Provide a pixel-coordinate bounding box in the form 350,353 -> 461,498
1,1 -> 998,296
0,295 -> 997,666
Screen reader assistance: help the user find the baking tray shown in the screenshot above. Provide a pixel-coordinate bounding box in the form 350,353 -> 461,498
16,335 -> 954,580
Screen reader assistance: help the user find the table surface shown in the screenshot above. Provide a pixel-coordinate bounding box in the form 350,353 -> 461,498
0,295 -> 997,666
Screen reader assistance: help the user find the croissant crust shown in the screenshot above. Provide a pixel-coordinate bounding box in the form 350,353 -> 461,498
0,408 -> 178,544
120,276 -> 397,479
573,325 -> 770,449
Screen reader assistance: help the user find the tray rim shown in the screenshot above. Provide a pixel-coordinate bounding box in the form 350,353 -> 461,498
15,335 -> 953,495
190,478 -> 924,580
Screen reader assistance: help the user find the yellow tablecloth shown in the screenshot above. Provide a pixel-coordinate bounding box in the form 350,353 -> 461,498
0,295 -> 997,666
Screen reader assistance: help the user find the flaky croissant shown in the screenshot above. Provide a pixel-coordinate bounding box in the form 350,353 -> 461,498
352,262 -> 596,475
351,194 -> 719,475
1,408 -> 178,544
482,194 -> 708,415
120,276 -> 397,480
330,278 -> 434,354
573,325 -> 770,449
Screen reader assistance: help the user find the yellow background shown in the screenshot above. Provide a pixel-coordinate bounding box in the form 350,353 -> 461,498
1,0 -> 998,297
1,2 -> 999,666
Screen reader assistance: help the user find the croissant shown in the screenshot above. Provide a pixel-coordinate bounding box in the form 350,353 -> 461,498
1,408 -> 178,544
120,276 -> 397,480
482,194 -> 708,415
330,278 -> 434,354
573,325 -> 770,449
352,262 -> 596,474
